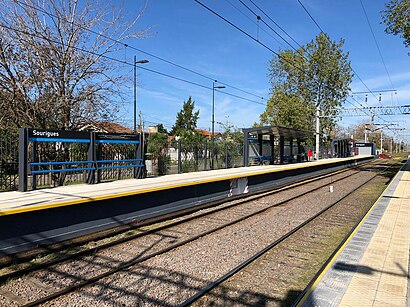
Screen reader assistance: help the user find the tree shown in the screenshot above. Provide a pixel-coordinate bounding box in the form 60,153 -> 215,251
157,124 -> 168,134
382,0 -> 410,49
0,0 -> 148,130
260,90 -> 313,131
261,33 -> 353,140
147,132 -> 170,175
171,97 -> 199,135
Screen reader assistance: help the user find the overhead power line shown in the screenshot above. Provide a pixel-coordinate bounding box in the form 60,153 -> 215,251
248,0 -> 303,49
297,0 -> 326,34
0,23 -> 266,107
192,0 -> 309,76
337,105 -> 410,117
359,0 -> 395,91
11,0 -> 267,102
352,89 -> 397,94
237,0 -> 299,52
223,0 -> 287,49
295,0 -> 396,127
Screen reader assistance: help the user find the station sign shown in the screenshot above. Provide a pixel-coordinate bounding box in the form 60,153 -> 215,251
96,132 -> 139,141
355,142 -> 373,147
28,129 -> 90,142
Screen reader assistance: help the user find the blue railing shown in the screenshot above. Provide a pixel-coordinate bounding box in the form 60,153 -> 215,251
29,159 -> 144,174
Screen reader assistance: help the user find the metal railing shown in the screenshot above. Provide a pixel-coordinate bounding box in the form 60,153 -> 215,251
0,131 -> 19,192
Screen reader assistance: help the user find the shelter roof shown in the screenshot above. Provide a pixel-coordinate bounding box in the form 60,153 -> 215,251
242,126 -> 313,139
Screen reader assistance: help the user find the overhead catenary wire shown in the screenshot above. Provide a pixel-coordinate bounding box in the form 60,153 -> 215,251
0,23 -> 266,108
247,0 -> 303,50
359,0 -> 397,104
295,0 -> 398,130
296,1 -> 380,104
223,0 -> 288,49
192,0 -> 309,77
298,0 -> 400,130
193,0 -> 376,119
237,0 -> 300,52
243,0 -> 396,117
11,0 -> 267,102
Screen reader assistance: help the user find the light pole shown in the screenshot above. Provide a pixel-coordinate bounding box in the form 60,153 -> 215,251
211,81 -> 225,169
134,56 -> 149,134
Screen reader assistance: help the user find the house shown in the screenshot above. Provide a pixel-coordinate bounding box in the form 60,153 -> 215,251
79,121 -> 133,134
195,129 -> 221,139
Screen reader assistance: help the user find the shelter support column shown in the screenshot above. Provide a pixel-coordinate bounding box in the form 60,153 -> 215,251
289,138 -> 293,162
297,138 -> 301,162
270,135 -> 275,165
279,136 -> 285,164
243,129 -> 249,167
258,134 -> 263,158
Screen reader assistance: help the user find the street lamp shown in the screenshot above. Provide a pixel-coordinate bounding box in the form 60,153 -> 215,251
211,81 -> 225,169
134,56 -> 149,134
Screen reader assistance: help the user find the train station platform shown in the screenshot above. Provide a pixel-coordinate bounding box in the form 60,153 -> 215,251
299,159 -> 410,307
0,156 -> 371,255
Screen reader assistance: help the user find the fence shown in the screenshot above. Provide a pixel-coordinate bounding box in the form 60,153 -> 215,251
0,129 -> 336,192
0,130 -> 19,192
146,140 -> 244,176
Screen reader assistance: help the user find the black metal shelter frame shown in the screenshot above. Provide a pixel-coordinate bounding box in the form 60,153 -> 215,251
243,126 -> 313,167
331,138 -> 353,158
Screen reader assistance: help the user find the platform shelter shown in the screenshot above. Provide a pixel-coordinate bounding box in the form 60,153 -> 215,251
243,126 -> 313,166
331,138 -> 353,158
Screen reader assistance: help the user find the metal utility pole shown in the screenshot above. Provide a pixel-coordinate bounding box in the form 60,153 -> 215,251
133,56 -> 149,134
380,130 -> 383,153
134,56 -> 137,134
390,138 -> 393,154
211,81 -> 225,169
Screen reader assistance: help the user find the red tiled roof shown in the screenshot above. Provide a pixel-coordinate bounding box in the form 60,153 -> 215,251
195,129 -> 221,137
81,121 -> 133,134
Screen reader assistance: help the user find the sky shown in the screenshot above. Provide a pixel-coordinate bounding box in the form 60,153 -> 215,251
115,0 -> 409,143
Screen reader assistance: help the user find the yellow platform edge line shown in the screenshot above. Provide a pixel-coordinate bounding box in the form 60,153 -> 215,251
0,157 -> 367,217
296,161 -> 402,307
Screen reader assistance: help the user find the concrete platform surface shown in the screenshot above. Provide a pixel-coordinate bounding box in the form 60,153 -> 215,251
300,160 -> 410,307
0,157 -> 361,215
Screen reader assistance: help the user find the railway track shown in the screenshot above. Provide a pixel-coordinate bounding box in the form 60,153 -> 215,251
181,162 -> 399,306
0,162 -> 368,271
0,160 -> 395,306
0,162 -> 367,275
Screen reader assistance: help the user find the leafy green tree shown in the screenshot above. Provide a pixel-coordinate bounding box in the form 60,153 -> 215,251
382,0 -> 410,49
156,124 -> 168,134
147,132 -> 170,175
171,97 -> 199,135
217,120 -> 244,168
260,90 -> 313,130
174,130 -> 207,172
262,33 -> 353,142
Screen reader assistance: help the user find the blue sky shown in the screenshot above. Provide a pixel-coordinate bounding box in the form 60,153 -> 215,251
116,0 -> 409,142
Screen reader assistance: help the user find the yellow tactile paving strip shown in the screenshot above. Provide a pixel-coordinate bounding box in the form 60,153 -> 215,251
339,170 -> 410,307
0,156 -> 367,216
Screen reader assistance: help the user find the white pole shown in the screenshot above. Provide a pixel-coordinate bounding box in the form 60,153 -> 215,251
315,106 -> 320,160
